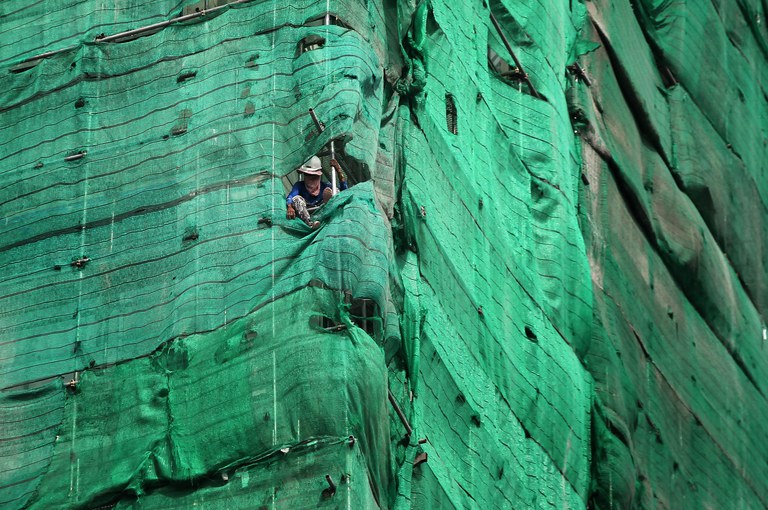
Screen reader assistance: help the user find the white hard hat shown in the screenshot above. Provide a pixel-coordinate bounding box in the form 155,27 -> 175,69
298,156 -> 322,175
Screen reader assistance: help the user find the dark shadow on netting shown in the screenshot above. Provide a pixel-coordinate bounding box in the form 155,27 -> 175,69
486,0 -> 544,100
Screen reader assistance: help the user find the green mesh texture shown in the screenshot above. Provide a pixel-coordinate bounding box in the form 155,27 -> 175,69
1,0 -> 766,509
573,0 -> 768,507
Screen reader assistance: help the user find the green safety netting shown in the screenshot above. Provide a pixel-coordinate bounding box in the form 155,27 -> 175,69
0,0 -> 766,509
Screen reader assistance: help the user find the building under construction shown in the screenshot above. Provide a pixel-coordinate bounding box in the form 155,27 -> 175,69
1,0 -> 767,508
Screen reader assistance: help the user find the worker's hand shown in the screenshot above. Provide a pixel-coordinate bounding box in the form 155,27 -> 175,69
286,204 -> 295,219
330,159 -> 345,181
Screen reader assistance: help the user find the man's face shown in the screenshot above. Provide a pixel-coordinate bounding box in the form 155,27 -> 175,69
304,173 -> 321,189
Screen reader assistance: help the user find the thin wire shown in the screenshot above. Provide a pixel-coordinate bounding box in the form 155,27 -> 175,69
270,0 -> 278,450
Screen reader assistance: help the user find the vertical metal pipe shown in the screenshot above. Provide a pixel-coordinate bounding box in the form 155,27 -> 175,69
330,141 -> 337,195
324,12 -> 338,194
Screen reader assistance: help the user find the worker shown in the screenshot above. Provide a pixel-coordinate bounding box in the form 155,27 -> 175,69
286,156 -> 347,228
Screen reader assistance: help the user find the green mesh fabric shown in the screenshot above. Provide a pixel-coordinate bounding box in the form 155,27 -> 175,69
573,0 -> 768,507
1,0 -> 766,509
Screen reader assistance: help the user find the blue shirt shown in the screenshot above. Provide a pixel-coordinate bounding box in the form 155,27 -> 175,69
286,180 -> 347,207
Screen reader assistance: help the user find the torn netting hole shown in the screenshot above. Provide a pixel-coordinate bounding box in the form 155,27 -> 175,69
281,142 -> 364,193
304,14 -> 352,29
319,138 -> 369,184
348,298 -> 380,339
445,94 -> 458,135
309,314 -> 347,333
297,35 -> 326,55
177,70 -> 197,83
